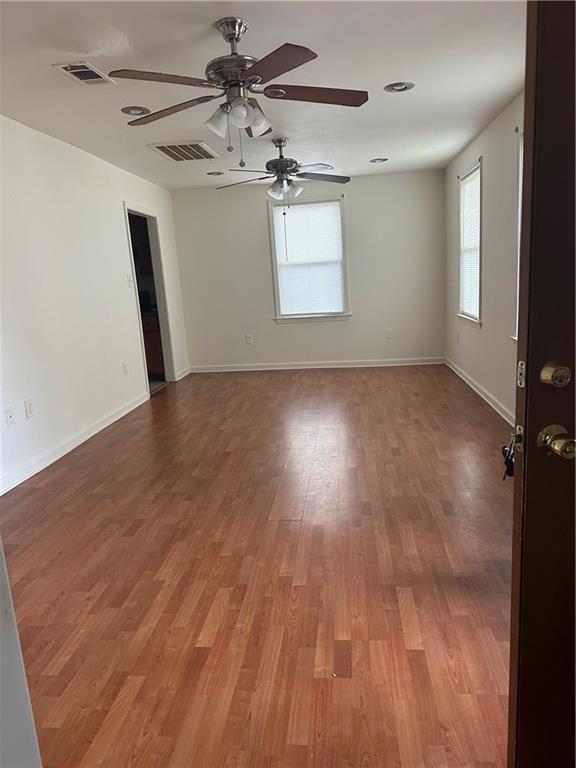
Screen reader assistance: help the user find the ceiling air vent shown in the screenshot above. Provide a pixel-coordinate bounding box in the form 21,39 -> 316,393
150,142 -> 219,162
54,62 -> 116,85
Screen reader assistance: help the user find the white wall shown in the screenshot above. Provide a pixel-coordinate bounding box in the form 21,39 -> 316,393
445,93 -> 524,422
0,116 -> 189,492
173,171 -> 446,370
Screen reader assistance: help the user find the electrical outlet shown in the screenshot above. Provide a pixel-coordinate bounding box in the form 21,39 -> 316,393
245,334 -> 254,345
122,362 -> 129,376
24,398 -> 34,419
126,274 -> 135,287
4,406 -> 16,428
386,328 -> 395,339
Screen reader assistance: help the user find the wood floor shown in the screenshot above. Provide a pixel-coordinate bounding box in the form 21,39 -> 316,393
1,366 -> 513,768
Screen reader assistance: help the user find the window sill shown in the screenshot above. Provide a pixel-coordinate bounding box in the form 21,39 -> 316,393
457,313 -> 482,328
274,312 -> 352,324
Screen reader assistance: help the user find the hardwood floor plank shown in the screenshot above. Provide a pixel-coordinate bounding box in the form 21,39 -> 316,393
81,674 -> 145,766
397,587 -> 424,651
286,646 -> 315,746
0,366 -> 513,767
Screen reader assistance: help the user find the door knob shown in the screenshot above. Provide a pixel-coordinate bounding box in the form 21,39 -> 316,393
537,424 -> 576,459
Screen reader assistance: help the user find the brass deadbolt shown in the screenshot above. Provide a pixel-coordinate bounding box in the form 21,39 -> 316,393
537,424 -> 576,459
540,363 -> 572,388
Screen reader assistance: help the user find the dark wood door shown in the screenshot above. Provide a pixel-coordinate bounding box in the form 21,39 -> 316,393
507,2 -> 575,766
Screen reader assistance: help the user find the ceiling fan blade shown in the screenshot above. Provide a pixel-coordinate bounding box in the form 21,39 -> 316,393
127,94 -> 221,125
227,169 -> 268,173
109,69 -> 220,89
297,162 -> 334,172
244,126 -> 273,138
264,84 -> 368,107
217,176 -> 274,190
297,172 -> 351,184
244,43 -> 317,85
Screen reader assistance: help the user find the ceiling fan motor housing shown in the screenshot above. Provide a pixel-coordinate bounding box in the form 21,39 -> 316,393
205,55 -> 259,87
266,157 -> 300,176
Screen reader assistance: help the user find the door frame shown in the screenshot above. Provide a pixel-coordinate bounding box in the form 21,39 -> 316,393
122,201 -> 177,390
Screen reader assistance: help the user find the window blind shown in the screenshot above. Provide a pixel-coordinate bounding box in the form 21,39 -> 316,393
272,201 -> 345,316
459,165 -> 481,320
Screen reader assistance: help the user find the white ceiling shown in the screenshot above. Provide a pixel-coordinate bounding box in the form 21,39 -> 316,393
0,1 -> 526,190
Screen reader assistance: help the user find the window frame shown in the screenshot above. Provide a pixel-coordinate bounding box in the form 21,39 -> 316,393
267,195 -> 351,323
457,158 -> 483,327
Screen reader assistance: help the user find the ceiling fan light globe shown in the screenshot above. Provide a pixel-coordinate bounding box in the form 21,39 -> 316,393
204,105 -> 228,138
250,109 -> 272,137
290,180 -> 304,197
267,179 -> 285,200
229,97 -> 255,128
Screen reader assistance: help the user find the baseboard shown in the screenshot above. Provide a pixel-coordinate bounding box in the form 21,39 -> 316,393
0,392 -> 150,495
444,359 -> 515,425
173,366 -> 190,381
188,357 -> 445,373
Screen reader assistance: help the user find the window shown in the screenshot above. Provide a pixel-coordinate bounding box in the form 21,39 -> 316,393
269,199 -> 347,319
514,133 -> 524,339
459,163 -> 482,321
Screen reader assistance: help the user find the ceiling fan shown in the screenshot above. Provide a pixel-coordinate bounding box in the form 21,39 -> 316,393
217,138 -> 350,200
109,17 -> 369,142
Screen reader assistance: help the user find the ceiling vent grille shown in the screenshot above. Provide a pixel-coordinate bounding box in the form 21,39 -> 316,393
150,142 -> 219,162
54,62 -> 115,85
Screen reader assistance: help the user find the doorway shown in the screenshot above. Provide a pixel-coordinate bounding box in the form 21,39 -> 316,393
127,211 -> 166,394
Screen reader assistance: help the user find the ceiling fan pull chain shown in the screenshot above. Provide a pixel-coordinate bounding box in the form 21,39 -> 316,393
238,128 -> 246,167
283,204 -> 289,261
226,114 -> 234,153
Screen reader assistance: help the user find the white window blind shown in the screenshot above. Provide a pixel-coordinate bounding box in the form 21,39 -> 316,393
459,165 -> 482,320
272,200 -> 345,317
